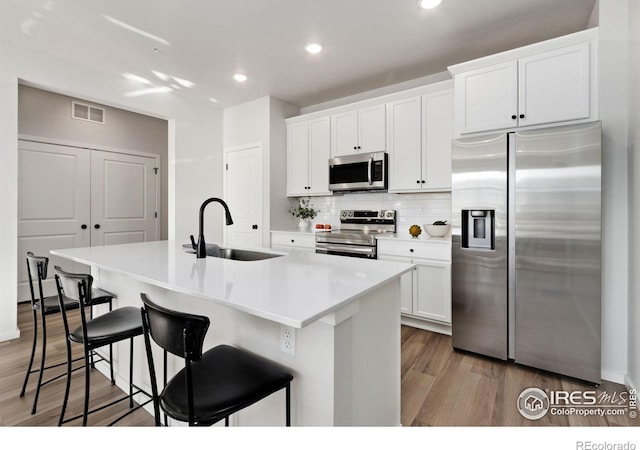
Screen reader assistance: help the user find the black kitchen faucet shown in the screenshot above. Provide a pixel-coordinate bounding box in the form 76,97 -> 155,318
190,198 -> 234,258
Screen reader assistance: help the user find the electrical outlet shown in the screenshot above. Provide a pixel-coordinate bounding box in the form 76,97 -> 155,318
280,324 -> 296,356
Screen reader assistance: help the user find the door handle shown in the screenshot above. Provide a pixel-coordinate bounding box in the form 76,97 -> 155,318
94,224 -> 101,229
368,156 -> 373,185
81,224 -> 87,229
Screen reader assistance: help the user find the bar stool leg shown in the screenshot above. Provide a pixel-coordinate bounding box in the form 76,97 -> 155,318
82,347 -> 91,426
129,338 -> 134,408
286,384 -> 291,427
31,313 -> 48,414
58,336 -> 73,426
19,309 -> 38,398
110,343 -> 115,385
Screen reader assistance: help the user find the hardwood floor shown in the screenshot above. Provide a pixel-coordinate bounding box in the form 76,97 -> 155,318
401,325 -> 637,427
0,302 -> 154,426
1,302 -> 636,426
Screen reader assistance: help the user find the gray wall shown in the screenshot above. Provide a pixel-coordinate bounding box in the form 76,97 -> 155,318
18,84 -> 169,239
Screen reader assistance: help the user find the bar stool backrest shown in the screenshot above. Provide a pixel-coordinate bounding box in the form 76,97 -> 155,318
25,252 -> 48,305
54,267 -> 93,306
140,293 -> 210,362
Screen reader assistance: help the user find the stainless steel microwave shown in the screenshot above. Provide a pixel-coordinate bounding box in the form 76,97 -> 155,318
328,152 -> 388,192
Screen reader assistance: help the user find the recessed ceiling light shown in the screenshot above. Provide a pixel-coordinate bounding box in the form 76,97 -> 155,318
419,0 -> 442,9
305,43 -> 322,54
233,74 -> 248,82
209,98 -> 219,103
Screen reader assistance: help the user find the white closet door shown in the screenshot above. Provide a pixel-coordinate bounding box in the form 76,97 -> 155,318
224,145 -> 263,248
17,140 -> 91,300
90,150 -> 158,246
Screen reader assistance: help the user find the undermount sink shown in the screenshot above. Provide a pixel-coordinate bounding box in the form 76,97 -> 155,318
183,244 -> 282,261
217,248 -> 282,261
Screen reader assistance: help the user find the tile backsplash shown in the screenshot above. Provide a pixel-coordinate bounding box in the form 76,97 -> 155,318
289,192 -> 451,232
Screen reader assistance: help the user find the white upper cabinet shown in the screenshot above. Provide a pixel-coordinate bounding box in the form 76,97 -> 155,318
331,104 -> 386,156
387,96 -> 422,191
287,116 -> 331,196
449,28 -> 598,137
453,61 -> 518,135
387,84 -> 453,193
518,42 -> 592,127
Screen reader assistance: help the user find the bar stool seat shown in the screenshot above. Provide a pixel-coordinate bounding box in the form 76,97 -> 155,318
68,306 -> 143,347
161,344 -> 294,424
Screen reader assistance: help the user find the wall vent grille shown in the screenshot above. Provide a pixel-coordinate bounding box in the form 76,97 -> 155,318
72,101 -> 105,124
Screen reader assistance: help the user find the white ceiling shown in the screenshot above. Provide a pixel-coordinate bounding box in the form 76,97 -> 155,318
0,0 -> 596,109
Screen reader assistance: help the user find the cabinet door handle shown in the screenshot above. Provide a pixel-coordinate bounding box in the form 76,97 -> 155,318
511,115 -> 517,120
252,224 -> 258,230
94,224 -> 101,229
410,249 -> 414,253
81,224 -> 87,229
519,114 -> 525,119
421,180 -> 426,184
416,180 -> 420,184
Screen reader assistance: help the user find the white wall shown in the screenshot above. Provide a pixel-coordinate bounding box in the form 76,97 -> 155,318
0,40 -> 223,341
627,0 -> 640,391
223,96 -> 299,243
598,0 -> 630,383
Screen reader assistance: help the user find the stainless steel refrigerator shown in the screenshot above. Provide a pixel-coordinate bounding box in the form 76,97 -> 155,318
451,121 -> 601,384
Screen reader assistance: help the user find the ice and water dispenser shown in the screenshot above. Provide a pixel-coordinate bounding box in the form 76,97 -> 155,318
461,210 -> 495,250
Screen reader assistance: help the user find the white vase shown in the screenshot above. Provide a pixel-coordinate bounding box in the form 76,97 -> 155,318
298,219 -> 310,230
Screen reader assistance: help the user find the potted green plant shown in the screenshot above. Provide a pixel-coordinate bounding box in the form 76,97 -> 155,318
289,198 -> 319,230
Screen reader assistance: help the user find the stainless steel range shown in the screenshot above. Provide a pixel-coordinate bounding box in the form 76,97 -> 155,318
315,210 -> 396,259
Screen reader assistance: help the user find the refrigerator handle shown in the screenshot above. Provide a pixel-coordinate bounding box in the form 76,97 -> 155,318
507,133 -> 516,360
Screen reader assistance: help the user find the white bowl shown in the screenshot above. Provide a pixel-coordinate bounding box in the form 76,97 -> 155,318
424,224 -> 450,237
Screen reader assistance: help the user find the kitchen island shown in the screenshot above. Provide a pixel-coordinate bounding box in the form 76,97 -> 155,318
51,240 -> 413,426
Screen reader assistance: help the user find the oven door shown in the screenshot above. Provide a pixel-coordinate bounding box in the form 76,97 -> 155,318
315,242 -> 377,259
329,152 -> 387,192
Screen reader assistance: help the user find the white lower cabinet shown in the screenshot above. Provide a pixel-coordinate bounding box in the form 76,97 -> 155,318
271,231 -> 316,253
378,239 -> 451,333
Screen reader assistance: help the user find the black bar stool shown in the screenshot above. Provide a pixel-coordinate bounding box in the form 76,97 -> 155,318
19,253 -> 113,414
140,293 -> 294,426
54,266 -> 151,426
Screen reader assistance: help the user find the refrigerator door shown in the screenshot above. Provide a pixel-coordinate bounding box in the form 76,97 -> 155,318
452,134 -> 508,360
514,121 -> 601,384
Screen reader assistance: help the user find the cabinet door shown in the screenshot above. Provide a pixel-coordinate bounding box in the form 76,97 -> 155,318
454,61 -> 518,135
287,121 -> 310,196
387,96 -> 423,192
358,104 -> 386,153
378,255 -> 414,314
518,42 -> 592,127
422,89 -> 453,190
308,117 -> 331,195
331,110 -> 358,156
413,260 -> 451,323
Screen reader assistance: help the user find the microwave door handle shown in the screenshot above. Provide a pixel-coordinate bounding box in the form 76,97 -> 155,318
368,156 -> 373,185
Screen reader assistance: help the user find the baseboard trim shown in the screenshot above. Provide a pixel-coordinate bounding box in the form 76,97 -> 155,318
401,316 -> 451,335
0,328 -> 20,343
601,369 -> 627,384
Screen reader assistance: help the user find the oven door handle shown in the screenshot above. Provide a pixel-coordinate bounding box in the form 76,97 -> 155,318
316,243 -> 376,256
368,156 -> 373,185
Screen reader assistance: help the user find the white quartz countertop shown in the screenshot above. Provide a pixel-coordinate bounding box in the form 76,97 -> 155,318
51,240 -> 413,329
